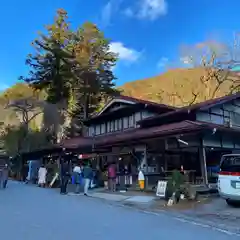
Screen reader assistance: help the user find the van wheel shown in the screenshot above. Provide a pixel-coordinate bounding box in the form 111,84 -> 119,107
226,199 -> 239,207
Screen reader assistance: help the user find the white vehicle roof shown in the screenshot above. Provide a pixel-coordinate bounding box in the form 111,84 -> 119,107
222,154 -> 240,157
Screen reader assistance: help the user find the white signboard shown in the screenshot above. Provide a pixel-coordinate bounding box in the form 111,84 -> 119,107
156,180 -> 167,198
49,173 -> 59,188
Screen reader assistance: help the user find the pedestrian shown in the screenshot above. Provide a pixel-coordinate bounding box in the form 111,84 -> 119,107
38,164 -> 47,187
73,163 -> 82,194
60,160 -> 70,195
83,162 -> 93,196
1,164 -> 9,189
108,162 -> 116,192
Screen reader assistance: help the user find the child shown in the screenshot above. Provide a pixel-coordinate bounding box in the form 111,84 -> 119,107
38,164 -> 47,187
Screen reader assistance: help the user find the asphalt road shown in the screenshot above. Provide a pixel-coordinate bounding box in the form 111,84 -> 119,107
0,181 -> 239,240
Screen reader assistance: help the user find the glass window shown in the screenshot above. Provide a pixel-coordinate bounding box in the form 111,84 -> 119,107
107,122 -> 110,132
230,112 -> 240,126
118,119 -> 122,130
100,123 -> 105,134
110,121 -> 114,132
129,115 -> 134,127
210,114 -> 224,125
123,117 -> 128,129
210,108 -> 223,115
221,155 -> 240,172
89,126 -> 95,136
142,111 -> 153,119
115,119 -> 118,131
135,112 -> 141,122
95,125 -> 100,135
224,110 -> 230,117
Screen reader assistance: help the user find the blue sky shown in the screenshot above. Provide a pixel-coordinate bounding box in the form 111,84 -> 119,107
1,0 -> 240,90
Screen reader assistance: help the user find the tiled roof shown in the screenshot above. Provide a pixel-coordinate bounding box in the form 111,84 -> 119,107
84,95 -> 176,125
117,95 -> 176,110
59,137 -> 93,149
139,92 -> 240,125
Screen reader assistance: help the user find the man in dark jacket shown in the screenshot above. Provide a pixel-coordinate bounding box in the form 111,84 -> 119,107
83,163 -> 93,196
60,160 -> 70,195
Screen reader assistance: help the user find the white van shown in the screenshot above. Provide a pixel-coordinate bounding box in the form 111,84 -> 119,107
218,154 -> 240,205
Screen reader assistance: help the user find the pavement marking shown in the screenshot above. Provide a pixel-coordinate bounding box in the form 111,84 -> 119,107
174,217 -> 240,237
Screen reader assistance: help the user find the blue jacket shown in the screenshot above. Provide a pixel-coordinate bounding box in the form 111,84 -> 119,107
83,166 -> 93,179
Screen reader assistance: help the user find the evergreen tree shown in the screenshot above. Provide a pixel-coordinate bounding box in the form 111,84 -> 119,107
21,10 -> 120,138
68,22 -> 120,136
20,9 -> 73,104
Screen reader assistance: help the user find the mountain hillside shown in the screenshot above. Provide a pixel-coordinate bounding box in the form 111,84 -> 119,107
120,68 -> 235,107
0,67 -> 236,126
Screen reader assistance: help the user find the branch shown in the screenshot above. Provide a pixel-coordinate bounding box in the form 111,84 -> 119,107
170,91 -> 198,106
28,111 -> 43,123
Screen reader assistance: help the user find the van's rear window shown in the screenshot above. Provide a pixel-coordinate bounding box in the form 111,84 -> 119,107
220,156 -> 240,172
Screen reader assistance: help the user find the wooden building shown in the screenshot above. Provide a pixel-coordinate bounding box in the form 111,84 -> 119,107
61,93 -> 240,188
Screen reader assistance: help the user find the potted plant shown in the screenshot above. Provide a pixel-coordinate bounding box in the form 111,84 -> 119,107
166,169 -> 184,204
102,170 -> 108,190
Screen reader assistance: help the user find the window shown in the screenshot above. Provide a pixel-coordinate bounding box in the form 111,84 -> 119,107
220,155 -> 240,172
88,127 -> 91,137
118,119 -> 122,130
115,119 -> 118,131
107,122 -> 110,133
100,123 -> 106,134
123,117 -> 128,129
129,115 -> 134,127
210,108 -> 223,115
230,112 -> 240,126
135,112 -> 141,122
142,111 -> 153,119
224,110 -> 230,117
110,121 -> 114,132
88,126 -> 94,136
210,114 -> 224,125
95,125 -> 100,135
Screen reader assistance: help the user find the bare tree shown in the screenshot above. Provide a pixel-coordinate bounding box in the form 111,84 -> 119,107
5,97 -> 46,152
176,36 -> 240,106
7,97 -> 43,128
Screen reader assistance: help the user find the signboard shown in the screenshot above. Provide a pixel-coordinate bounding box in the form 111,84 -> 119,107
78,154 -> 95,159
49,173 -> 59,188
156,180 -> 167,198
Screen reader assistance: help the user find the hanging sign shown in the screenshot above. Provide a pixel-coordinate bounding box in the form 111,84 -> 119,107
156,180 -> 167,198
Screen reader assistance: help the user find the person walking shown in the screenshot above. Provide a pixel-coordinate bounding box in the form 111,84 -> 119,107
38,164 -> 47,187
108,162 -> 116,192
73,163 -> 82,194
83,163 -> 93,196
60,160 -> 70,195
1,164 -> 9,189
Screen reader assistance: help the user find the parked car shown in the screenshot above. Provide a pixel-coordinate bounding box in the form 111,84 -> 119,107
218,154 -> 240,206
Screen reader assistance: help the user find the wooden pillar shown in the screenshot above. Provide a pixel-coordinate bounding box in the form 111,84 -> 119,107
144,145 -> 148,189
199,138 -> 208,186
164,139 -> 168,171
